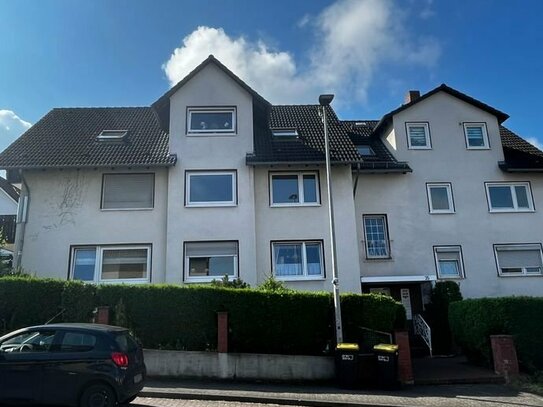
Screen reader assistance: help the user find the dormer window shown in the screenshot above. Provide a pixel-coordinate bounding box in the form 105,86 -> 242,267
357,145 -> 375,156
97,130 -> 128,141
187,107 -> 236,134
272,128 -> 299,139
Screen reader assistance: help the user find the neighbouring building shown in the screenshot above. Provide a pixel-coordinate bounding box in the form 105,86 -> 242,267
1,56 -> 542,321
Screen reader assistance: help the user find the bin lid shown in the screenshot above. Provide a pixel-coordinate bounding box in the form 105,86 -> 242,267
373,344 -> 398,353
336,343 -> 360,351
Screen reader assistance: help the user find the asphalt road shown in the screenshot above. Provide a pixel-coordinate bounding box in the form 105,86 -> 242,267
133,399 -> 300,407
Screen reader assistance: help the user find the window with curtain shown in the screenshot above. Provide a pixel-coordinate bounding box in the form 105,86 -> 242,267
272,241 -> 324,279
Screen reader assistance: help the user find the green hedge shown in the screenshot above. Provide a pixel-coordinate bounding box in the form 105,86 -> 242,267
449,297 -> 543,371
0,277 -> 406,355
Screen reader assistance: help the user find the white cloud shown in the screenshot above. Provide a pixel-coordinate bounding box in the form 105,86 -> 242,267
0,110 -> 31,152
162,0 -> 440,106
527,137 -> 543,151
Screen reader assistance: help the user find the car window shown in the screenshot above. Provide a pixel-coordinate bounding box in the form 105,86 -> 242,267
0,330 -> 56,353
59,332 -> 97,352
115,332 -> 138,352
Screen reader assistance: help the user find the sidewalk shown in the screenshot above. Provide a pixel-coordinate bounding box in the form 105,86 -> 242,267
141,379 -> 543,407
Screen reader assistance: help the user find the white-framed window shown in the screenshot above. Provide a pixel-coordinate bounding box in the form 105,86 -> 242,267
71,245 -> 151,283
186,171 -> 237,207
485,182 -> 534,212
363,215 -> 390,259
434,246 -> 465,279
494,244 -> 543,277
464,123 -> 489,149
269,172 -> 319,206
272,241 -> 324,280
184,241 -> 238,283
426,183 -> 455,214
187,107 -> 236,134
406,122 -> 431,149
101,173 -> 154,210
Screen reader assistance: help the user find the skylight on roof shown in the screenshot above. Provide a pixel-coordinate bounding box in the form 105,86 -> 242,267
97,130 -> 128,141
357,145 -> 375,156
272,128 -> 298,138
354,122 -> 367,127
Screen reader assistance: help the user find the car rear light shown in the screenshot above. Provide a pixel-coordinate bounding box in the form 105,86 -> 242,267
111,352 -> 129,367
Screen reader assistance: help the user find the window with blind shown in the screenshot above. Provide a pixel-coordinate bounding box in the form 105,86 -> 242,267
101,173 -> 154,209
184,241 -> 238,282
434,246 -> 464,279
494,244 -> 543,276
406,122 -> 431,149
463,123 -> 489,149
272,241 -> 324,280
71,245 -> 151,283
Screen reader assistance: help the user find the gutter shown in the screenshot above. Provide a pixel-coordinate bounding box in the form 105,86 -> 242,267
498,161 -> 543,173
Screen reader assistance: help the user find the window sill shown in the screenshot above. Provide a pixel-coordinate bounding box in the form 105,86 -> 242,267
100,208 -> 154,212
186,203 -> 237,208
408,147 -> 432,150
466,147 -> 490,150
270,203 -> 321,208
489,209 -> 535,213
429,211 -> 455,215
276,276 -> 326,282
186,133 -> 237,137
184,277 -> 237,284
437,276 -> 465,280
364,257 -> 393,262
498,274 -> 542,278
76,279 -> 150,284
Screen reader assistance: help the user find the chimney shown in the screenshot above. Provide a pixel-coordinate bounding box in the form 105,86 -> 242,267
405,90 -> 420,104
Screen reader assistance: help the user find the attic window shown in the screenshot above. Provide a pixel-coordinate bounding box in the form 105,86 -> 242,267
272,129 -> 299,138
97,130 -> 128,141
357,145 -> 375,156
354,122 -> 367,127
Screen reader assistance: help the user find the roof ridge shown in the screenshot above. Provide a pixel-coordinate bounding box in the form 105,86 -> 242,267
52,106 -> 150,110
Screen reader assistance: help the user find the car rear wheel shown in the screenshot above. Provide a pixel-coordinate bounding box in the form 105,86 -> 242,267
120,394 -> 138,405
80,384 -> 116,407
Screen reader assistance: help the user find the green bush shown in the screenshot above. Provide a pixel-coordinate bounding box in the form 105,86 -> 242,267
0,277 -> 406,355
425,281 -> 462,354
449,297 -> 543,371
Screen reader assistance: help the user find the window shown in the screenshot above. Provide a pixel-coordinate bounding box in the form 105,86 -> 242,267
270,172 -> 319,206
272,241 -> 324,280
464,123 -> 489,149
102,173 -> 154,210
434,246 -> 465,279
0,330 -> 57,353
485,182 -> 534,212
427,183 -> 455,214
187,107 -> 236,134
186,171 -> 236,207
357,145 -> 376,156
363,215 -> 390,258
272,128 -> 298,138
406,122 -> 431,149
184,241 -> 238,282
494,244 -> 543,276
59,332 -> 97,353
71,245 -> 151,283
97,130 -> 128,141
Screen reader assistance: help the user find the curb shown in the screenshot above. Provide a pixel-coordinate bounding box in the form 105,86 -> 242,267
139,390 -> 416,407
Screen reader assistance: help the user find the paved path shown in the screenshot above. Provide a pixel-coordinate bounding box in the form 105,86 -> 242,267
134,398 -> 298,407
142,379 -> 543,407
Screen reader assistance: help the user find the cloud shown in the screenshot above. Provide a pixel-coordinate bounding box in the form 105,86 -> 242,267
527,137 -> 543,151
162,0 -> 441,106
0,110 -> 31,152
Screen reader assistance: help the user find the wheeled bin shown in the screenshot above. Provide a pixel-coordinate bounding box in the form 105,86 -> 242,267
335,343 -> 360,389
373,343 -> 399,389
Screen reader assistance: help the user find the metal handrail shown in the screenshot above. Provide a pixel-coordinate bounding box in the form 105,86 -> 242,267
414,313 -> 433,357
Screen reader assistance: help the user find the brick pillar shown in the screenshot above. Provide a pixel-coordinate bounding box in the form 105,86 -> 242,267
395,330 -> 414,385
93,306 -> 110,325
490,335 -> 519,382
217,312 -> 228,353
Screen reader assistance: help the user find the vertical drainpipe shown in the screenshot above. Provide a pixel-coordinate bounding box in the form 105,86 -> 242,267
14,170 -> 29,269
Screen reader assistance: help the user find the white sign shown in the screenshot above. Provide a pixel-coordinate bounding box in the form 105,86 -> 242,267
400,288 -> 413,320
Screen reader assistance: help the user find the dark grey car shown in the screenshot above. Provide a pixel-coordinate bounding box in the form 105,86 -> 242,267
0,323 -> 146,407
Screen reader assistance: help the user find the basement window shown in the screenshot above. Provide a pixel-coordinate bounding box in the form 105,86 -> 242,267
97,130 -> 128,141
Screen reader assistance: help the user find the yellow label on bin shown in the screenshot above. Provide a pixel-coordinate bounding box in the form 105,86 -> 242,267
373,344 -> 398,353
336,343 -> 360,351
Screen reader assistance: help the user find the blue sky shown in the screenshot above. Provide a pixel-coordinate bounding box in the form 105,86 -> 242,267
1,0 -> 542,151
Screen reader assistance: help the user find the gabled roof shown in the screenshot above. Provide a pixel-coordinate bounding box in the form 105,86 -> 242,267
247,105 -> 362,164
0,107 -> 176,169
0,177 -> 19,202
152,55 -> 271,131
372,84 -> 509,138
499,126 -> 543,171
